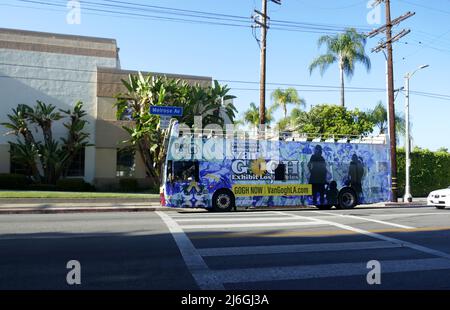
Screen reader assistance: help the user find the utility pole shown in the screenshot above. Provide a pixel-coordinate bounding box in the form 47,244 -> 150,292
367,0 -> 415,202
404,65 -> 429,203
253,0 -> 281,128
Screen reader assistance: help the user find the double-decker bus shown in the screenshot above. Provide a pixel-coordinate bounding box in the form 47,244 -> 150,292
160,120 -> 391,211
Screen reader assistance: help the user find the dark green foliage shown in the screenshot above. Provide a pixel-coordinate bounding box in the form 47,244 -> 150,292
293,104 -> 374,136
0,173 -> 29,189
119,178 -> 139,192
28,184 -> 58,191
397,148 -> 450,197
56,178 -> 94,192
1,101 -> 91,185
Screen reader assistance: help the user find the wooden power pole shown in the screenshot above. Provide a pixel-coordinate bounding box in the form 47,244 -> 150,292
368,0 -> 415,202
253,0 -> 281,127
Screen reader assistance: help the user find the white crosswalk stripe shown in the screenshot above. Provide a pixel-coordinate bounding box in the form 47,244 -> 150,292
180,221 -> 327,229
210,258 -> 450,284
197,241 -> 402,257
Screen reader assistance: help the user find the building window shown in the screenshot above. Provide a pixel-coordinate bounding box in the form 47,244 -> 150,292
9,145 -> 30,175
117,147 -> 135,177
10,159 -> 29,175
67,149 -> 85,177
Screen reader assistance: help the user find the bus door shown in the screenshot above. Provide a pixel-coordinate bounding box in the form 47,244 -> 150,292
166,160 -> 207,208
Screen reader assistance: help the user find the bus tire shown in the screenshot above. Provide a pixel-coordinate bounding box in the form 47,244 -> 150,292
337,187 -> 358,209
316,205 -> 333,210
212,189 -> 235,212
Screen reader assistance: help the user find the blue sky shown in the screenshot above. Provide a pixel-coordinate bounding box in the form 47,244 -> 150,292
1,0 -> 449,150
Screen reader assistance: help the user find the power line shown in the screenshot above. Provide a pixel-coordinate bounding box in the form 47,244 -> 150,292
12,0 -> 370,34
1,71 -> 449,101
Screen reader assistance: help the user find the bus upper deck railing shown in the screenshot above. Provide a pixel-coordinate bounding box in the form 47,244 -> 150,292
169,127 -> 387,145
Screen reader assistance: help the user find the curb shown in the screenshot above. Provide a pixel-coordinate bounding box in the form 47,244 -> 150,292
0,203 -> 431,215
0,206 -> 174,215
0,198 -> 160,204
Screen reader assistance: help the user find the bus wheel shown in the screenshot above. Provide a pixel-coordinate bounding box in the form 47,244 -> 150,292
337,188 -> 358,209
316,205 -> 332,210
212,189 -> 235,212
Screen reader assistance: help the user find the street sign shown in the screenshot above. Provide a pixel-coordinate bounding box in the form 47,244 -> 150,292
150,106 -> 183,116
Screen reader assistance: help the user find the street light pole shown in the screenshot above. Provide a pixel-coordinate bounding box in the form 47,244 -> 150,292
404,64 -> 429,203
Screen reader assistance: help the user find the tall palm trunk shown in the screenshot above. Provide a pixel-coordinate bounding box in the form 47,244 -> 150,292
339,61 -> 345,107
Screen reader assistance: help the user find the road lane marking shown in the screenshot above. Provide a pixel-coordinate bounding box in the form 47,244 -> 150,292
188,226 -> 450,240
310,211 -> 415,229
170,212 -> 282,218
197,241 -> 401,257
179,221 -> 327,230
212,258 -> 450,284
277,211 -> 450,260
156,211 -> 224,290
175,216 -> 302,223
370,212 -> 450,218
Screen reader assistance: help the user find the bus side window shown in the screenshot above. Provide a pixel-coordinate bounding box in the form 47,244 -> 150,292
167,160 -> 173,182
275,163 -> 286,181
194,161 -> 200,182
173,161 -> 200,182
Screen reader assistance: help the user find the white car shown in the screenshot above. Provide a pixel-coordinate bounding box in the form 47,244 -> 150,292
427,186 -> 450,209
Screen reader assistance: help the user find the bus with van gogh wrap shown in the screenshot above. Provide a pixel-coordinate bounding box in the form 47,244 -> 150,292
160,120 -> 391,211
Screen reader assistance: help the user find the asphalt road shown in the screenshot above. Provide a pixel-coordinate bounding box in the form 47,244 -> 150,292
1,206 -> 450,290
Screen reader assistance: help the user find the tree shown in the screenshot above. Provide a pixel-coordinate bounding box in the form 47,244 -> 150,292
275,107 -> 304,132
292,104 -> 374,136
60,102 -> 93,177
242,102 -> 274,129
309,28 -> 371,107
115,73 -> 237,185
1,104 -> 40,181
367,101 -> 405,136
1,101 -> 91,184
437,147 -> 449,153
270,88 -> 305,119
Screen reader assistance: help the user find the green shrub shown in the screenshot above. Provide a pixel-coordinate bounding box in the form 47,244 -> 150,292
0,173 -> 29,189
56,178 -> 94,192
28,184 -> 58,191
397,149 -> 450,197
119,178 -> 139,192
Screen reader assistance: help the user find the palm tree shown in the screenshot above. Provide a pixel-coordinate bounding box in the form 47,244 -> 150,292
243,102 -> 274,129
309,28 -> 371,107
27,101 -> 63,145
270,88 -> 306,119
1,104 -> 41,181
368,101 -> 405,136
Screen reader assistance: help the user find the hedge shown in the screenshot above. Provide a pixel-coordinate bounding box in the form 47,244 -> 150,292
397,149 -> 450,197
119,178 -> 139,192
0,173 -> 29,189
56,178 -> 95,192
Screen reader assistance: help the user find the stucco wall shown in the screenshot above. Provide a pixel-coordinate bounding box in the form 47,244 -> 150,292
0,47 -> 118,182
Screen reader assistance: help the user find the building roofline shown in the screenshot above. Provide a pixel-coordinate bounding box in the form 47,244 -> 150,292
97,67 -> 213,82
0,27 -> 117,45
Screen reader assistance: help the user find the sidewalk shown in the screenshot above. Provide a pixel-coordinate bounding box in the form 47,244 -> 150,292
0,197 -> 428,214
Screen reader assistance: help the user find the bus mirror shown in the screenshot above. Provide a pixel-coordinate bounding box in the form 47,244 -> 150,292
168,173 -> 174,183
